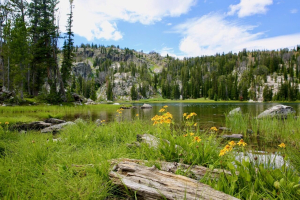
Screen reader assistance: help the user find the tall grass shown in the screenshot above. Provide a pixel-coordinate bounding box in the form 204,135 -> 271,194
0,104 -> 120,124
226,113 -> 300,148
0,108 -> 300,199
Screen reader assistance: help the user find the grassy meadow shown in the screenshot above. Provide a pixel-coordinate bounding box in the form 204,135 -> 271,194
0,106 -> 299,199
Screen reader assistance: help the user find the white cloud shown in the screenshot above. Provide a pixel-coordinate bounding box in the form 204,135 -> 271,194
167,23 -> 172,26
228,0 -> 273,18
290,9 -> 298,14
175,13 -> 300,56
58,0 -> 196,41
175,14 -> 262,56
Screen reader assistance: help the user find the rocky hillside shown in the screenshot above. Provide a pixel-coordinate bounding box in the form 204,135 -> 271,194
68,45 -> 300,102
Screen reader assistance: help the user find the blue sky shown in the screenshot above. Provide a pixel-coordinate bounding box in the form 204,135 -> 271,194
58,0 -> 300,57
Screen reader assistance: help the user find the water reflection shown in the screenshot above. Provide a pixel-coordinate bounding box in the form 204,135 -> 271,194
63,102 -> 300,126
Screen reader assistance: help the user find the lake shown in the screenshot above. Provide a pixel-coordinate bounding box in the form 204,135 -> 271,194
64,102 -> 300,128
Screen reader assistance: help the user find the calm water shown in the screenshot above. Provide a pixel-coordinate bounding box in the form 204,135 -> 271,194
64,102 -> 300,128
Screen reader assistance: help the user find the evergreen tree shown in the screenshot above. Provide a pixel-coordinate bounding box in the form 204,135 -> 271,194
106,79 -> 113,101
61,0 -> 74,86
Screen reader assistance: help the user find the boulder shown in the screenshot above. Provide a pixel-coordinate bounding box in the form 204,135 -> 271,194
218,127 -> 231,131
257,104 -> 296,119
85,98 -> 96,105
113,103 -> 120,105
222,134 -> 243,139
141,103 -> 152,109
72,93 -> 86,103
13,121 -> 52,131
44,118 -> 66,124
41,122 -> 75,133
228,107 -> 242,116
95,119 -> 104,126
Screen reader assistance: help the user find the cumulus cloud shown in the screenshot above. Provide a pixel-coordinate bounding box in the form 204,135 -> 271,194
58,0 -> 196,41
174,13 -> 300,56
175,14 -> 262,56
290,9 -> 298,14
227,0 -> 273,18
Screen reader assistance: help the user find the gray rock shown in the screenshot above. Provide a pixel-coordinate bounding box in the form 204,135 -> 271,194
41,122 -> 75,133
72,93 -> 86,103
44,118 -> 66,124
113,103 -> 120,105
13,121 -> 52,131
85,98 -> 96,105
95,119 -> 104,126
219,127 -> 231,131
228,107 -> 242,116
141,104 -> 152,109
222,134 -> 243,139
257,104 -> 296,119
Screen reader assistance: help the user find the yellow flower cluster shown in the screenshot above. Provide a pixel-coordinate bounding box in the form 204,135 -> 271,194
5,122 -> 9,125
278,143 -> 286,148
237,139 -> 247,147
100,120 -> 105,123
194,136 -> 201,143
159,108 -> 165,113
219,139 -> 247,157
210,127 -> 218,132
136,114 -> 139,117
183,112 -> 197,119
151,112 -> 173,125
182,133 -> 201,143
163,105 -> 168,108
116,108 -> 124,114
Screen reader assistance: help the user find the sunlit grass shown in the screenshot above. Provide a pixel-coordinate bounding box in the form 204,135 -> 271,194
0,105 -> 300,199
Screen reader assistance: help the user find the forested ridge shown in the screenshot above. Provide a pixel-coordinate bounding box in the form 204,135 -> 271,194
1,0 -> 300,104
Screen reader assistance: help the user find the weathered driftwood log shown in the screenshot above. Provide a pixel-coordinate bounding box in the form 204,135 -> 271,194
109,160 -> 239,200
111,158 -> 233,180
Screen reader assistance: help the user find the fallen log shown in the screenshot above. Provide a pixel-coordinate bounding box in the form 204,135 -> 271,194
109,160 -> 239,200
111,158 -> 234,180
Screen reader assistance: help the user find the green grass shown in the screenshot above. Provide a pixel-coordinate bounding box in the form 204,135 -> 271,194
0,107 -> 300,199
0,104 -> 120,124
225,113 -> 300,148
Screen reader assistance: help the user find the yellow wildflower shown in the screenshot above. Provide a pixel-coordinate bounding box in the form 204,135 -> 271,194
219,149 -> 226,157
190,133 -> 195,136
183,113 -> 187,117
194,136 -> 201,143
210,127 -> 218,132
194,123 -> 197,126
228,141 -> 236,147
184,134 -> 188,137
278,143 -> 286,148
224,145 -> 232,152
159,108 -> 165,113
163,105 -> 168,108
237,139 -> 247,147
190,112 -> 197,116
5,122 -> 9,125
136,114 -> 139,117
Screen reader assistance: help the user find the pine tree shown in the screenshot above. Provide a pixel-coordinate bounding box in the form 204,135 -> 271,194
61,0 -> 74,86
106,79 -> 113,101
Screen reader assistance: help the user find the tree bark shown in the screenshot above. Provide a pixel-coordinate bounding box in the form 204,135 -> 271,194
109,160 -> 239,200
